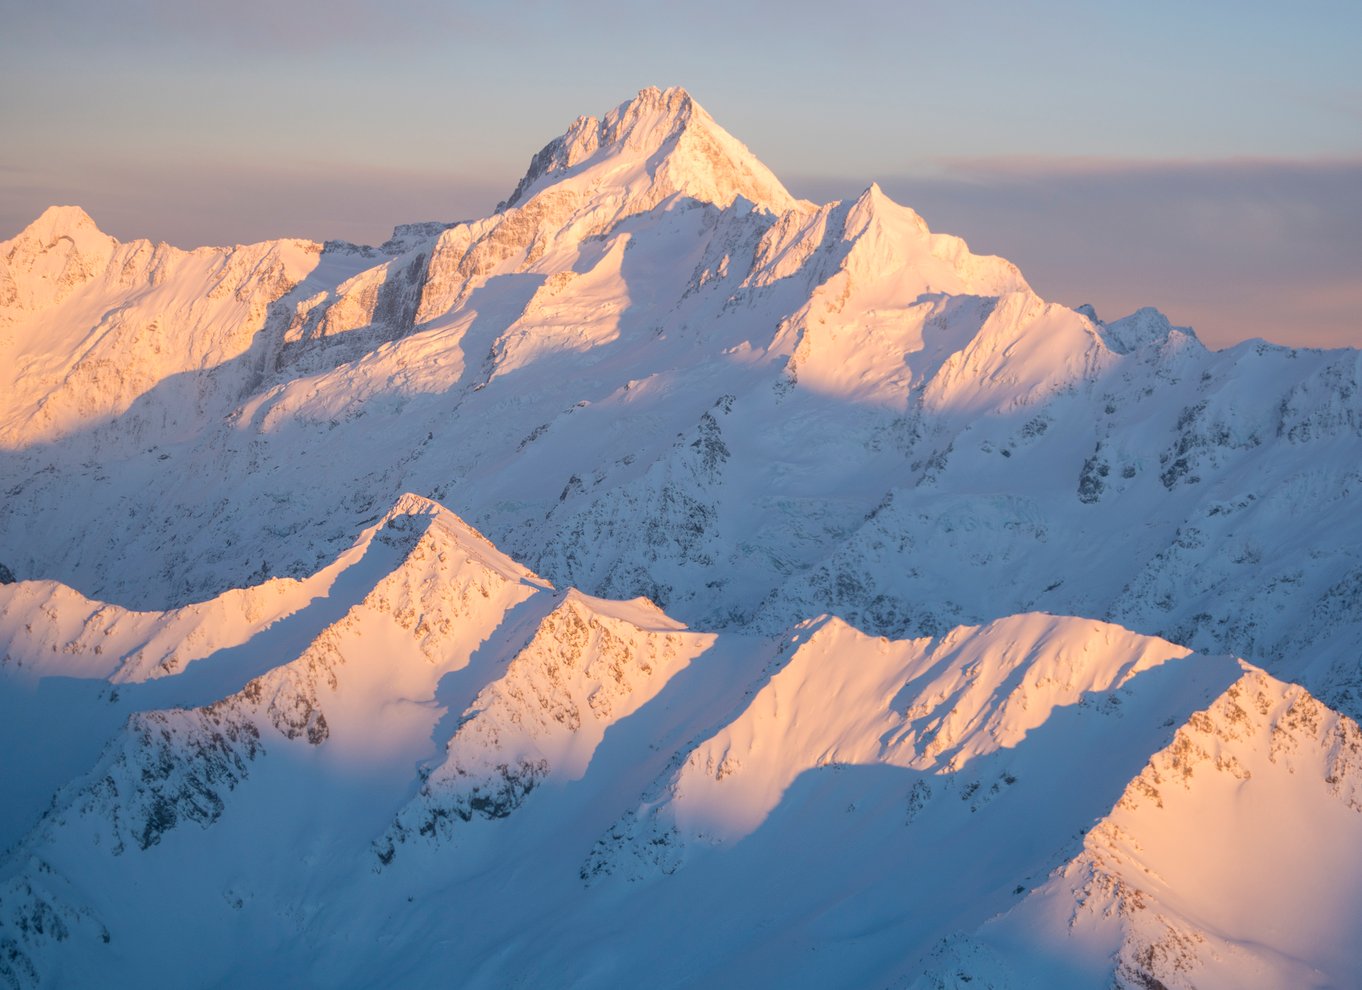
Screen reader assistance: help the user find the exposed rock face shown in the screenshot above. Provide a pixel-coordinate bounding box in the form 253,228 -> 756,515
379,590 -> 706,860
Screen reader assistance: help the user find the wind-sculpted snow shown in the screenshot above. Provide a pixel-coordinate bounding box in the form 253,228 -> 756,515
0,206 -> 119,312
0,495 -> 561,983
0,507 -> 394,687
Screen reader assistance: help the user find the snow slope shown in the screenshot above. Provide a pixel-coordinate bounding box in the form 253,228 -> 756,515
917,667 -> 1362,989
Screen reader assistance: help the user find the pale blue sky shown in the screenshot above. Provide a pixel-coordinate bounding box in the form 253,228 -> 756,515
2,0 -> 1359,347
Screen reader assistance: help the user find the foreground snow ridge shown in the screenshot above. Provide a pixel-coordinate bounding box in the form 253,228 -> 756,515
0,495 -> 1355,989
3,85 -> 1362,988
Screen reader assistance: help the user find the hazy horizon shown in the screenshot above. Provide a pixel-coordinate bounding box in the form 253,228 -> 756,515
3,0 -> 1359,349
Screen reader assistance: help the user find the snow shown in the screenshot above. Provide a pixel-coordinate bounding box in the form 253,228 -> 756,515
926,668 -> 1362,989
3,84 -> 1362,988
2,488 -> 1360,988
499,85 -> 806,219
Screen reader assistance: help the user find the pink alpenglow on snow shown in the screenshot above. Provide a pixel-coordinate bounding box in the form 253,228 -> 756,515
2,87 -> 1362,990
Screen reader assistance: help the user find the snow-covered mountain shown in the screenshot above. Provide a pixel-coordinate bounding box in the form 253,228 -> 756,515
3,496 -> 1357,988
4,88 -> 1360,722
3,86 -> 1361,987
917,665 -> 1362,989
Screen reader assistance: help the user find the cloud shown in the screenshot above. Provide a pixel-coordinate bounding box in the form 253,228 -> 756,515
0,159 -> 507,249
788,157 -> 1362,349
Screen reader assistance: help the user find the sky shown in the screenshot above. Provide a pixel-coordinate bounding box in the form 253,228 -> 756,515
1,0 -> 1359,349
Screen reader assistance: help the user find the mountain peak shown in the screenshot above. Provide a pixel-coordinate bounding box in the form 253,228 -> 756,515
1101,305 -> 1201,355
609,84 -> 701,143
379,493 -> 550,589
2,205 -> 118,310
844,180 -> 930,238
9,205 -> 111,251
620,83 -> 695,119
28,205 -> 102,238
497,86 -> 803,216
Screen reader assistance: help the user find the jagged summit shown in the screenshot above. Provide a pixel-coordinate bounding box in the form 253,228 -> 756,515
4,206 -> 115,269
1100,304 -> 1200,354
22,205 -> 103,239
497,85 -> 805,216
1,205 -> 119,311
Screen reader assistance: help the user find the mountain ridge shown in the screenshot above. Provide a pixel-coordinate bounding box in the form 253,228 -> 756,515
3,493 -> 1355,988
